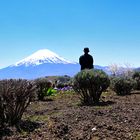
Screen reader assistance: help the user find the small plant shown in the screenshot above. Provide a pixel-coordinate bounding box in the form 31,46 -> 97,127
0,79 -> 36,127
110,76 -> 136,95
55,75 -> 72,89
35,78 -> 54,100
73,69 -> 110,105
57,75 -> 71,83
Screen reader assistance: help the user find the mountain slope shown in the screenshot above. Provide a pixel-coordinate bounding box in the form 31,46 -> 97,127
0,49 -> 79,79
0,63 -> 80,79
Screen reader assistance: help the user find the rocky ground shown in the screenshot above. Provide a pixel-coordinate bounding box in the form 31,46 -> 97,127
1,90 -> 140,140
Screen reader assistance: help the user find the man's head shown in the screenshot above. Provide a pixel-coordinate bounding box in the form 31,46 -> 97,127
84,47 -> 89,53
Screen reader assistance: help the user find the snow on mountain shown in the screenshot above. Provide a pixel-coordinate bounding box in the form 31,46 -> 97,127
0,49 -> 80,79
15,49 -> 77,66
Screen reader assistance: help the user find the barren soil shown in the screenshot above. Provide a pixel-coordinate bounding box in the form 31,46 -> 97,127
1,91 -> 140,140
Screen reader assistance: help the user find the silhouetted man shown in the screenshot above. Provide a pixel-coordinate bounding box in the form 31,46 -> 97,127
79,48 -> 94,70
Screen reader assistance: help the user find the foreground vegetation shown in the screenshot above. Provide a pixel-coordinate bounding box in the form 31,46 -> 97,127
0,69 -> 140,139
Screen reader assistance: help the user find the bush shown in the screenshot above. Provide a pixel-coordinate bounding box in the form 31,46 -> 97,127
57,75 -> 71,83
110,76 -> 136,95
55,75 -> 72,89
34,78 -> 52,100
132,71 -> 140,90
73,69 -> 110,105
0,79 -> 36,127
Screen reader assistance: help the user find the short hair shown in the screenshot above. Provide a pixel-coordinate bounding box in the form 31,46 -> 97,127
84,47 -> 89,52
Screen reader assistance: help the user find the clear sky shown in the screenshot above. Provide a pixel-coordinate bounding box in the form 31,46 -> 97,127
0,0 -> 140,69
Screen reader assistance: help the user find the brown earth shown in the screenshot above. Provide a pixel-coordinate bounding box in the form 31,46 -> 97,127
1,90 -> 140,140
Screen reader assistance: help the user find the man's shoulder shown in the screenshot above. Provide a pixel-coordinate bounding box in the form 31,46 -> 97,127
88,54 -> 93,58
79,55 -> 85,59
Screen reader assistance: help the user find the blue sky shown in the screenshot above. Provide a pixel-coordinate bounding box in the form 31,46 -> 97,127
0,0 -> 140,68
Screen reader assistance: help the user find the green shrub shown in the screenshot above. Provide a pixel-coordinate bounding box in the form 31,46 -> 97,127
132,71 -> 140,90
57,75 -> 71,83
110,76 -> 136,95
56,82 -> 66,89
55,75 -> 72,88
0,79 -> 36,127
34,78 -> 52,100
73,69 -> 110,105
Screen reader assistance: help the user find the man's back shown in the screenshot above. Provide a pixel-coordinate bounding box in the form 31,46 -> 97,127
79,50 -> 93,70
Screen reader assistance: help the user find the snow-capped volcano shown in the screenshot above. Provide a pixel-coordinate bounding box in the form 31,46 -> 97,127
0,49 -> 79,79
15,49 -> 77,66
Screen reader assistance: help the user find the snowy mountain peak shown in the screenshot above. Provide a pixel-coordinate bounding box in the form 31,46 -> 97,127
15,49 -> 77,66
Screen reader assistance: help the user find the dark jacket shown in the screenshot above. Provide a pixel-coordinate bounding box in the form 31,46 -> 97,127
79,54 -> 94,70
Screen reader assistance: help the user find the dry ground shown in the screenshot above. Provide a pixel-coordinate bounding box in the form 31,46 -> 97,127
1,90 -> 140,140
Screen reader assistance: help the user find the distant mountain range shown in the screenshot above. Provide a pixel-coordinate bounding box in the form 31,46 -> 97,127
135,67 -> 140,71
0,49 -> 111,79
